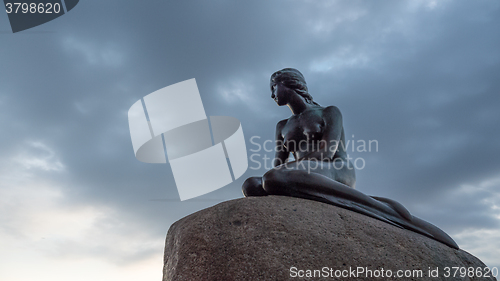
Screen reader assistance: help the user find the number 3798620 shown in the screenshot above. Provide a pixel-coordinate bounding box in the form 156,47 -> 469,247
5,2 -> 62,14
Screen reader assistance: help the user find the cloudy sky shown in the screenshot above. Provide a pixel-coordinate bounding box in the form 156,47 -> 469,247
1,0 -> 499,280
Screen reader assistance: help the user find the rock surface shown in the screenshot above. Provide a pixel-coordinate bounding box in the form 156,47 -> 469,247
163,196 -> 496,281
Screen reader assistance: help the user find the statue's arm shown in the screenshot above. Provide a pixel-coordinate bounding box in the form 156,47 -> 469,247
300,106 -> 343,161
273,119 -> 289,167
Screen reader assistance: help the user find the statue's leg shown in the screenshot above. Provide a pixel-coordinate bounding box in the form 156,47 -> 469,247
261,160 -> 397,216
370,196 -> 412,221
261,161 -> 459,249
242,176 -> 268,197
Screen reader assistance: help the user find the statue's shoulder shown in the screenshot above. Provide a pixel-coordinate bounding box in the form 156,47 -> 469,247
323,105 -> 342,118
276,119 -> 288,131
324,105 -> 340,112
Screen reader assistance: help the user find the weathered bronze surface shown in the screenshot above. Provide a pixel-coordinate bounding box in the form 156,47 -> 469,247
243,68 -> 458,249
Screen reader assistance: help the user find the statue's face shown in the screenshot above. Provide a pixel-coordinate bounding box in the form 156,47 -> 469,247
271,82 -> 293,106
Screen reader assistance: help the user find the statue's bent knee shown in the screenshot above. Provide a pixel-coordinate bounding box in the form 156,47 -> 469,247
262,169 -> 287,194
242,177 -> 266,197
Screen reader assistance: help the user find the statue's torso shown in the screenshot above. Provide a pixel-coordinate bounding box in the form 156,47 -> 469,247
281,107 -> 346,160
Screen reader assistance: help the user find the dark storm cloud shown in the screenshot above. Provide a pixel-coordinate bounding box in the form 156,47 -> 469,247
1,0 -> 499,266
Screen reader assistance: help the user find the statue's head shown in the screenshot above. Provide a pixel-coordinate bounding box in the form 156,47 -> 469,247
270,68 -> 316,105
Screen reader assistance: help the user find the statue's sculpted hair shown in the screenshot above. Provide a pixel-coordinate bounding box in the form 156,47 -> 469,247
270,68 -> 318,105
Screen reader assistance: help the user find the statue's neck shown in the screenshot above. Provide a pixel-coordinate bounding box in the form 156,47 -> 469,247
288,95 -> 314,115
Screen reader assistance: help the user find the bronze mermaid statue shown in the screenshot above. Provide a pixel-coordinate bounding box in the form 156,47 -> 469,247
242,68 -> 458,249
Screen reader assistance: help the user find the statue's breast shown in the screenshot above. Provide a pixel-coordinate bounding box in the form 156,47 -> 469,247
282,110 -> 325,152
